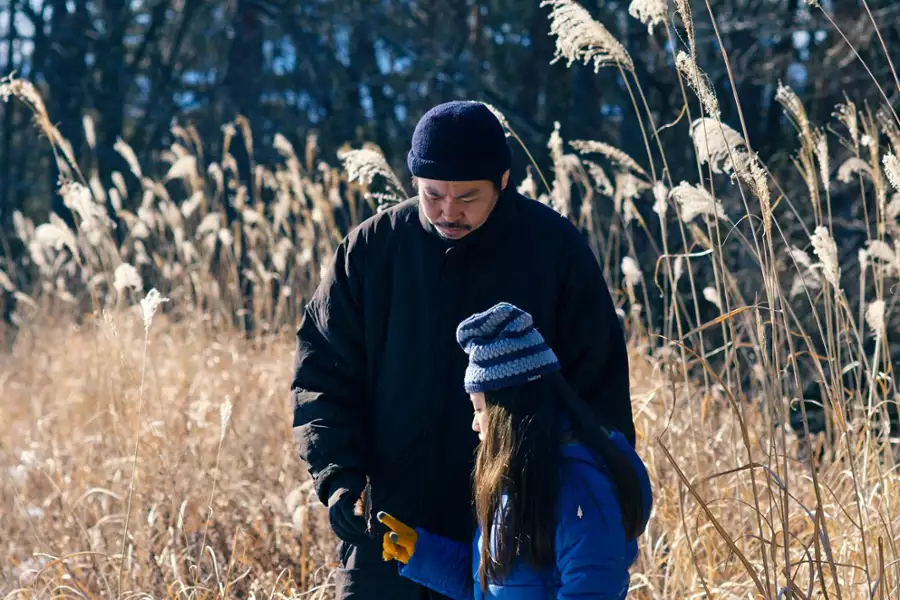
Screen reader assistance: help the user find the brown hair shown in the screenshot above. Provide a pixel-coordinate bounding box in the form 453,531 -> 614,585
472,372 -> 646,590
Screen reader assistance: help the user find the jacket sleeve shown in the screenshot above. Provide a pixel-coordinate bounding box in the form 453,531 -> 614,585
291,236 -> 369,505
556,232 -> 636,447
399,529 -> 474,600
555,480 -> 636,600
610,431 -> 654,537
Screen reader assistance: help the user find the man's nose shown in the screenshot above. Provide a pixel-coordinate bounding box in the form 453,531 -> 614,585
471,415 -> 480,433
439,198 -> 460,221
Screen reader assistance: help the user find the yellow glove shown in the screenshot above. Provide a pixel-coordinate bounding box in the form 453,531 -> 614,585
377,511 -> 417,564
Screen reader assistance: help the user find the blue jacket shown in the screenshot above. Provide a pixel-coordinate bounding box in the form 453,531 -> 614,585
398,432 -> 653,599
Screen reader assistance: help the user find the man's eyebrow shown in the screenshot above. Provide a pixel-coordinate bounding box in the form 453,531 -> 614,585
455,189 -> 479,199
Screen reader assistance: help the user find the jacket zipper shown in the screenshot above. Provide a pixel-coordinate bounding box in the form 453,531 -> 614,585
419,247 -> 454,530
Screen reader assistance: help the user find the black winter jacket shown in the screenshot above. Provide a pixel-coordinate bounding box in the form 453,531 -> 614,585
291,188 -> 634,545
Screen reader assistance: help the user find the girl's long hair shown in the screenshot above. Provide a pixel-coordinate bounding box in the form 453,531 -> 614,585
473,371 -> 646,590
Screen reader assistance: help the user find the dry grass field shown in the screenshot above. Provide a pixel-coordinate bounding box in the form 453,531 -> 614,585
2,0 -> 900,597
2,311 -> 898,598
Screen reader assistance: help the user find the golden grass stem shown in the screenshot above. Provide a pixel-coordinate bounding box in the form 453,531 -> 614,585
118,324 -> 151,598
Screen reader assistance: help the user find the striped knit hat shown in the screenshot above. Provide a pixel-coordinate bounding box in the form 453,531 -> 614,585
456,302 -> 561,393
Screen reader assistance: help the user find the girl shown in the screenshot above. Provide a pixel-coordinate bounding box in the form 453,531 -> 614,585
378,302 -> 652,599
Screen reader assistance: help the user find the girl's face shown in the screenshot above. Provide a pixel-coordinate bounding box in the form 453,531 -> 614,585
470,392 -> 488,441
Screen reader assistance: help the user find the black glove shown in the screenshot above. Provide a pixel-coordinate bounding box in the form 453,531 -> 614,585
326,471 -> 370,545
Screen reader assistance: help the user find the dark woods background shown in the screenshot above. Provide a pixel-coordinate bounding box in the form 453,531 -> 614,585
2,0 -> 898,228
1,0 -> 899,351
0,0 -> 898,439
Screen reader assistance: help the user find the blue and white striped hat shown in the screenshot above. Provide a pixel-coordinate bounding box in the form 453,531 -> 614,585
456,302 -> 561,393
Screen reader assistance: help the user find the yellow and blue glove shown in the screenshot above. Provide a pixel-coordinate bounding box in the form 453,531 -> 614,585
377,511 -> 417,564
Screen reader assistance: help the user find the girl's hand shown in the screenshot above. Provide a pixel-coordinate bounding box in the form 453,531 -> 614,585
377,511 -> 417,564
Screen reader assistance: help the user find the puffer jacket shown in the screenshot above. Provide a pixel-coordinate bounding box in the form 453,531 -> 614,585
398,432 -> 652,599
292,187 -> 635,552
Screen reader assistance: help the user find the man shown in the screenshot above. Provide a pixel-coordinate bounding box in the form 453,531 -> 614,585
291,101 -> 634,599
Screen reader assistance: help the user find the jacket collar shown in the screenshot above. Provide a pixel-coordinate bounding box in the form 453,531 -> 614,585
417,186 -> 520,254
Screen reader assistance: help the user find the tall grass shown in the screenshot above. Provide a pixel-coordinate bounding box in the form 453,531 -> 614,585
1,0 -> 900,597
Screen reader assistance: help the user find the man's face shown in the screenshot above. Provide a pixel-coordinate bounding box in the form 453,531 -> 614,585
418,172 -> 509,240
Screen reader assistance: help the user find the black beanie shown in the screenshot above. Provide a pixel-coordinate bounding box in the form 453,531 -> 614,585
407,101 -> 512,185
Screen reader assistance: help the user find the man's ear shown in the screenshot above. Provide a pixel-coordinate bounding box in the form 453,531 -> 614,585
500,170 -> 511,190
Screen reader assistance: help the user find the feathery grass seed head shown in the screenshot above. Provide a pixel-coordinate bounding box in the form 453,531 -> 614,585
789,246 -> 814,271
140,288 -> 169,332
674,0 -> 694,48
165,155 -> 198,181
628,0 -> 667,35
0,268 -> 14,292
114,137 -> 143,180
220,397 -> 233,442
82,115 -> 96,149
775,82 -> 811,139
548,122 -> 574,217
676,52 -> 720,120
570,140 -> 647,178
812,129 -> 830,189
837,157 -> 874,184
810,226 -> 841,288
883,153 -> 900,193
517,168 -> 538,198
273,133 -> 295,157
865,300 -> 886,336
622,256 -> 643,285
652,182 -> 668,216
541,0 -> 634,72
338,147 -> 404,193
877,108 -> 900,156
866,240 -> 900,275
583,160 -> 614,196
834,100 -> 860,147
114,263 -> 143,294
689,118 -> 747,174
669,182 -> 726,223
703,286 -> 722,309
673,255 -> 684,283
0,75 -> 48,118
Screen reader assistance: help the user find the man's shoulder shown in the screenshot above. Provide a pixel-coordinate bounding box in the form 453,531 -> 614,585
343,196 -> 420,249
513,192 -> 589,256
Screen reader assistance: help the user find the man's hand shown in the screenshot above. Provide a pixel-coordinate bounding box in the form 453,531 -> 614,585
327,479 -> 370,545
378,511 -> 417,564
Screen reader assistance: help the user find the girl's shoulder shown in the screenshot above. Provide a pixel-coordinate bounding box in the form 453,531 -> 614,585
559,434 -> 653,519
557,443 -> 621,513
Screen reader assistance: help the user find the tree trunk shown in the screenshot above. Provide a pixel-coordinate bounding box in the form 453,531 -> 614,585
1,0 -> 18,232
